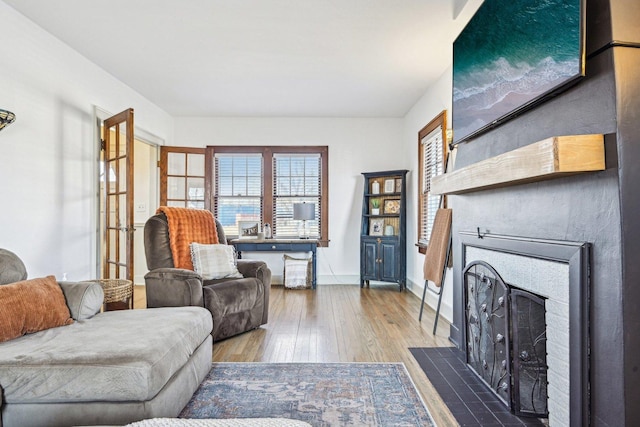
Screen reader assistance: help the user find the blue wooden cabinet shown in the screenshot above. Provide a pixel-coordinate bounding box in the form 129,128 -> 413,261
360,170 -> 408,291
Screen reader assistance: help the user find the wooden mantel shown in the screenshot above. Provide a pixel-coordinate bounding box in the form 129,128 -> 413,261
431,134 -> 605,195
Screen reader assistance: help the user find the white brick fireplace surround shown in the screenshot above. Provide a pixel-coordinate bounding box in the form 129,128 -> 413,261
461,233 -> 590,427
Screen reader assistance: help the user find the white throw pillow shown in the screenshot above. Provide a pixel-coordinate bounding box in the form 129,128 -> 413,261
190,243 -> 243,280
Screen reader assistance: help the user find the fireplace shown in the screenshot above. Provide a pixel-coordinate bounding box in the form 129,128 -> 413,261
464,260 -> 548,418
460,232 -> 590,427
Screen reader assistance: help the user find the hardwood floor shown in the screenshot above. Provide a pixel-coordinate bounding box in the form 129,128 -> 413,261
134,283 -> 458,426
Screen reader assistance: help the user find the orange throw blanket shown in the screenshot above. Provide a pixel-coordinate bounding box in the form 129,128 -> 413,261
157,207 -> 219,270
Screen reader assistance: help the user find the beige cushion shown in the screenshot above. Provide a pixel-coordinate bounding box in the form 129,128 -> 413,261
0,275 -> 73,343
0,248 -> 27,285
59,281 -> 104,320
190,243 -> 243,280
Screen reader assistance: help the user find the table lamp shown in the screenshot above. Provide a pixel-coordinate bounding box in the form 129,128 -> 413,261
293,202 -> 315,239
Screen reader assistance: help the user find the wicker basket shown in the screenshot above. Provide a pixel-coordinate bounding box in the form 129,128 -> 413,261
89,279 -> 133,303
283,254 -> 312,289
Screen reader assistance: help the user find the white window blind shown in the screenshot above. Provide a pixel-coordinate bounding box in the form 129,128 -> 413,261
213,153 -> 263,237
273,153 -> 321,238
420,126 -> 444,244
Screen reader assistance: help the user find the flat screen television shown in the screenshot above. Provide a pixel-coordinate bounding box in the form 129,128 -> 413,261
452,0 -> 585,144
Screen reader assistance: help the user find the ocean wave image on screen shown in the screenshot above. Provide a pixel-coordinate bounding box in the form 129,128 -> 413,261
452,0 -> 582,143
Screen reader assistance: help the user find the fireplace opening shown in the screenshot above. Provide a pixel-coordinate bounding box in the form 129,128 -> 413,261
464,260 -> 548,419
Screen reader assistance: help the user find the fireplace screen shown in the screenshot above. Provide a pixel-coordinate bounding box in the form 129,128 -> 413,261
464,260 -> 548,418
464,261 -> 511,405
511,289 -> 548,417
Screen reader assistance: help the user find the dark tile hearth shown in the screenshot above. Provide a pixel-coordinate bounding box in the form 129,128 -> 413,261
410,347 -> 545,427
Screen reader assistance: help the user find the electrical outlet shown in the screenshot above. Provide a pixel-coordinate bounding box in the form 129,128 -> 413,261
136,203 -> 146,212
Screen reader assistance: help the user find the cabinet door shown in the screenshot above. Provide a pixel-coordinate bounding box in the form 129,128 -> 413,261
379,240 -> 399,282
361,239 -> 379,280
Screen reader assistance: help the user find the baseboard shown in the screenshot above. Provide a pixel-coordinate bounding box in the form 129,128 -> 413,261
317,274 -> 360,285
405,278 -> 453,324
271,274 -> 361,286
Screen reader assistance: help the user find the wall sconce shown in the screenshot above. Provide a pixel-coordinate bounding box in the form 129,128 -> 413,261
0,109 -> 16,132
293,202 -> 315,239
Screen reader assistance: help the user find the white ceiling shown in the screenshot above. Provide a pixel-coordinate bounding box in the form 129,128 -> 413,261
5,0 -> 481,118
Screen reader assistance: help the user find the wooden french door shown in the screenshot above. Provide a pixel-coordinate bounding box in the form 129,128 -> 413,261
102,108 -> 135,282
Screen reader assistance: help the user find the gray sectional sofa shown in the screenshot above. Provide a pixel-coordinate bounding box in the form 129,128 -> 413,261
0,249 -> 213,427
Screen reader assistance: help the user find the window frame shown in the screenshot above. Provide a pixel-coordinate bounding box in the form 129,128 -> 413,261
159,146 -> 206,208
205,145 -> 329,246
417,111 -> 448,254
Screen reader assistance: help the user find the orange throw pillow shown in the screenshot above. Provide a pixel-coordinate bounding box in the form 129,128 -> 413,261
0,275 -> 74,343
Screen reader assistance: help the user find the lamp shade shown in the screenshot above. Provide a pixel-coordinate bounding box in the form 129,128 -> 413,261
293,203 -> 315,221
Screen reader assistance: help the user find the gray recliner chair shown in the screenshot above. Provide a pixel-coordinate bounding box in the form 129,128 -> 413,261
144,212 -> 271,341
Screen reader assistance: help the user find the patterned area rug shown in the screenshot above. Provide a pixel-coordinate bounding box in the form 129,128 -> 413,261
180,362 -> 435,427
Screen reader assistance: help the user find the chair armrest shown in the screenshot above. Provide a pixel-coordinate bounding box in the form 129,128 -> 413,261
237,260 -> 271,286
59,281 -> 104,320
144,268 -> 204,308
237,260 -> 271,325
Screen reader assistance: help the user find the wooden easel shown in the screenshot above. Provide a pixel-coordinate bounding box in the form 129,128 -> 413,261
419,150 -> 453,334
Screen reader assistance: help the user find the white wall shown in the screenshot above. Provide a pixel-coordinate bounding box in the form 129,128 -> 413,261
0,1 -> 173,280
401,67 -> 455,322
0,0 -> 462,315
174,117 -> 404,283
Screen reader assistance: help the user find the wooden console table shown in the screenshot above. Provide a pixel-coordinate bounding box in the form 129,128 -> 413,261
230,239 -> 319,289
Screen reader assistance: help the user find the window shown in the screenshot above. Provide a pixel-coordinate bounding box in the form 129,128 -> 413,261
418,111 -> 447,252
273,153 -> 321,238
160,147 -> 206,208
205,146 -> 329,244
213,153 -> 263,237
